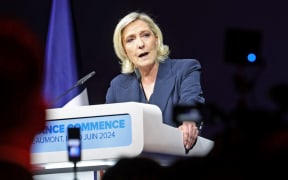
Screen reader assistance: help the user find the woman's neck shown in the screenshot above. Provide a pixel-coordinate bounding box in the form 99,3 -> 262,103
139,62 -> 158,82
139,63 -> 159,101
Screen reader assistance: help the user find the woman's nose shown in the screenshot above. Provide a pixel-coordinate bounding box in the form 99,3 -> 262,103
137,38 -> 144,48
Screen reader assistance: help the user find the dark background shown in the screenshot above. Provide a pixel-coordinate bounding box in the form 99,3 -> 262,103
1,0 -> 288,117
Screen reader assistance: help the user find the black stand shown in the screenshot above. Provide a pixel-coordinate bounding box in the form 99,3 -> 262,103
73,161 -> 78,180
51,84 -> 79,107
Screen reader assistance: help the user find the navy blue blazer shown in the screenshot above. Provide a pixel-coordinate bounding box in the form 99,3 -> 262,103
105,59 -> 205,127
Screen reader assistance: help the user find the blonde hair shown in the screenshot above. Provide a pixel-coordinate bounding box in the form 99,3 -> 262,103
113,11 -> 170,73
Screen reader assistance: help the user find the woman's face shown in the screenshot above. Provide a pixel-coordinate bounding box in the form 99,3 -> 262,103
122,19 -> 158,69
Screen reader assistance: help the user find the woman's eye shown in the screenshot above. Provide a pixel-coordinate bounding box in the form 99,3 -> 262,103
143,33 -> 150,38
126,38 -> 134,43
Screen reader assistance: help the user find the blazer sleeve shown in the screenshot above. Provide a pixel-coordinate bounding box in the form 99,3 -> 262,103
175,59 -> 205,127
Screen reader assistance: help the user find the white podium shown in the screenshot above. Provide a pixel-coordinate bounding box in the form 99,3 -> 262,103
32,102 -> 214,178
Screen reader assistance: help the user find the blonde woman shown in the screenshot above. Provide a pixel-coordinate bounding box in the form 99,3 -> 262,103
106,11 -> 205,150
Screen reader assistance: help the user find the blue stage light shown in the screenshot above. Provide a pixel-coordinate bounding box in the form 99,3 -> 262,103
247,53 -> 256,63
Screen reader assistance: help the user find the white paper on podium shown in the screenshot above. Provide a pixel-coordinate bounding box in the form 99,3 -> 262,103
140,103 -> 214,157
63,88 -> 89,107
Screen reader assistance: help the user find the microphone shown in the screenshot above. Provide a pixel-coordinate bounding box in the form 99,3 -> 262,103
135,68 -> 147,101
50,71 -> 96,107
74,71 -> 96,87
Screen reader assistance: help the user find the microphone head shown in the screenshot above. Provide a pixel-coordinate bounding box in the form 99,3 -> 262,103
75,70 -> 96,87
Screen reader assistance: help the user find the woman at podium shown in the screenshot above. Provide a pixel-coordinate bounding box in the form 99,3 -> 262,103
106,11 -> 205,151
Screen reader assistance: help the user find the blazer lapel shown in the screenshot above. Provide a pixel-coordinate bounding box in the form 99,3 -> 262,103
151,61 -> 175,111
119,75 -> 141,102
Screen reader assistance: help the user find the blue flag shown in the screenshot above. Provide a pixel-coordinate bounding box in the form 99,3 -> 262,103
43,0 -> 84,108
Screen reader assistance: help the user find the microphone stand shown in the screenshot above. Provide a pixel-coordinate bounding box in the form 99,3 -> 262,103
49,71 -> 96,107
50,83 -> 79,107
73,161 -> 78,180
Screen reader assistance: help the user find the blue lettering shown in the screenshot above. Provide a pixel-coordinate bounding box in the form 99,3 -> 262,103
118,119 -> 125,128
77,119 -> 126,131
67,124 -> 74,129
43,124 -> 65,134
81,122 -> 90,131
90,122 -> 98,130
42,119 -> 126,135
33,135 -> 64,144
99,121 -> 104,129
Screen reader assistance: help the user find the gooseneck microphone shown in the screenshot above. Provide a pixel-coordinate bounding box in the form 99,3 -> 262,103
74,71 -> 96,87
135,68 -> 148,102
50,70 -> 96,107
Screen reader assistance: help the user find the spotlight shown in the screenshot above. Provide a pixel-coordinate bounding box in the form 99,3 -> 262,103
224,28 -> 263,66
